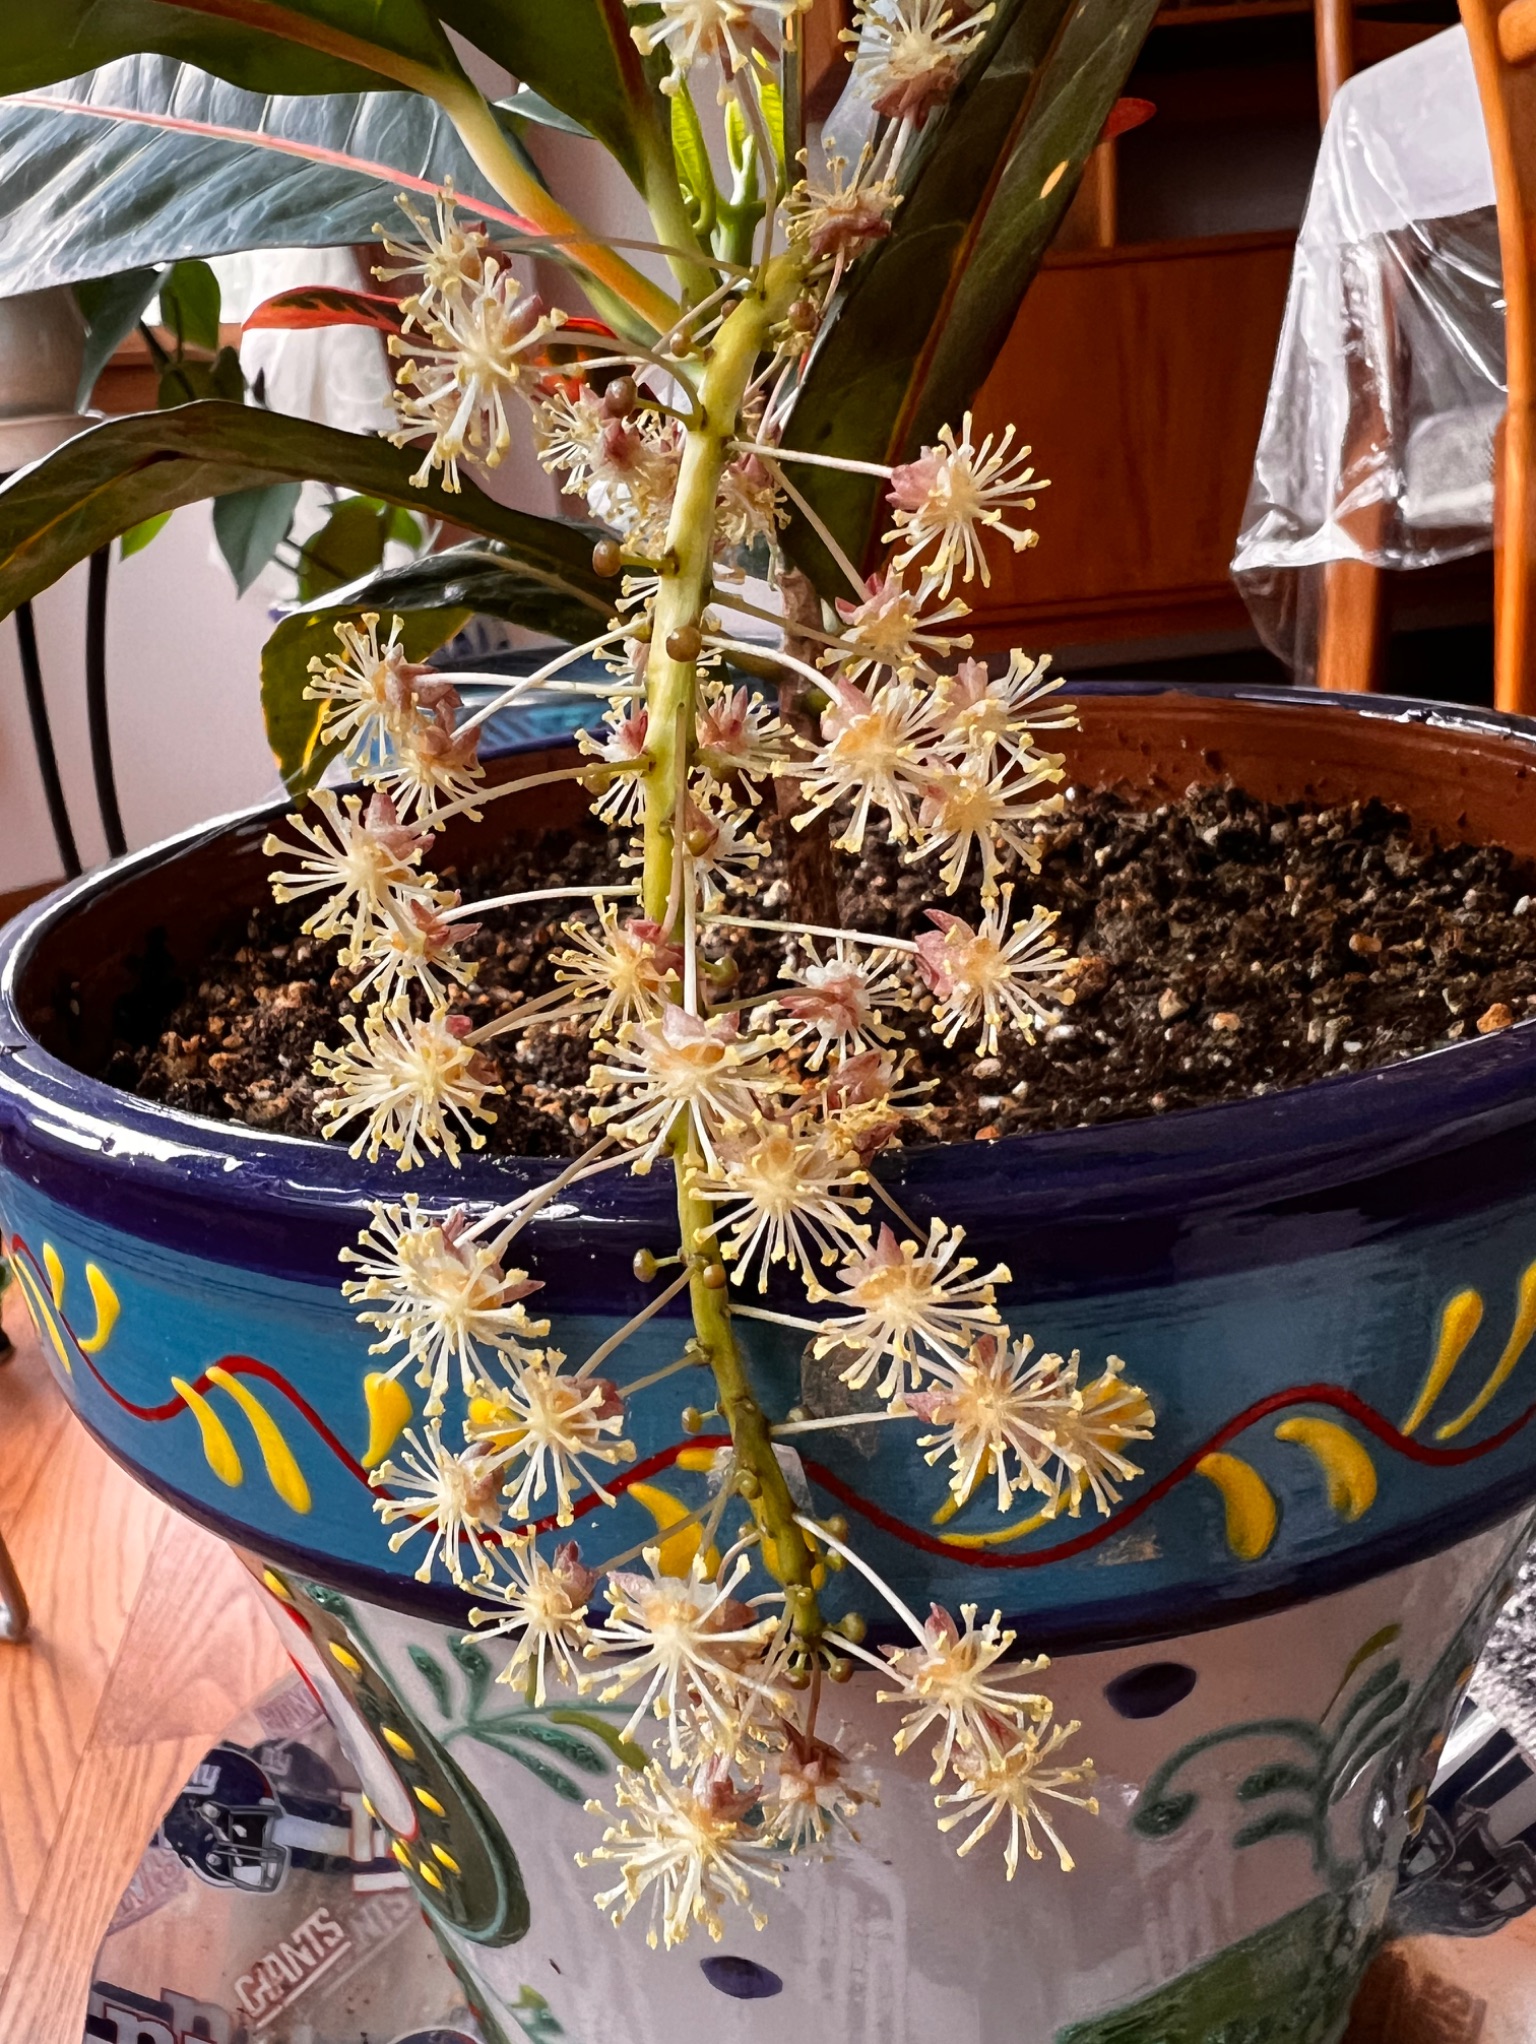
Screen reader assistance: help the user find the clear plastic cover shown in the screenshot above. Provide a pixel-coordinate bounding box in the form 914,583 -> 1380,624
1231,28 -> 1504,679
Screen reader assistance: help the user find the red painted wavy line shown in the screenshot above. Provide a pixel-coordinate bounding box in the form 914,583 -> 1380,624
13,1230 -> 1534,1564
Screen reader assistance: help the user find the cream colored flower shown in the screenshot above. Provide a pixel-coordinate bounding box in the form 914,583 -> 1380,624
373,181 -> 488,328
780,937 -> 909,1068
388,260 -> 564,491
848,0 -> 995,126
313,999 -> 500,1168
628,0 -> 814,90
588,1006 -> 792,1173
760,1729 -> 876,1853
533,383 -> 682,543
929,651 -> 1076,767
909,1333 -> 1078,1513
795,677 -> 935,853
935,1713 -> 1097,1875
813,1219 -> 1007,1396
265,787 -> 435,961
346,893 -> 478,1008
553,902 -> 683,1030
682,786 -> 769,909
582,1761 -> 783,1948
689,1118 -> 870,1290
470,1534 -> 599,1705
694,679 -> 790,791
578,700 -> 651,826
303,612 -> 451,773
590,1551 -> 785,1760
879,1602 -> 1051,1782
914,885 -> 1066,1055
784,150 -> 902,266
372,1422 -> 503,1584
341,1197 -> 548,1416
885,413 -> 1045,596
913,757 -> 1061,897
374,702 -> 485,823
827,571 -> 972,685
1046,1354 -> 1155,1519
467,1358 -> 635,1527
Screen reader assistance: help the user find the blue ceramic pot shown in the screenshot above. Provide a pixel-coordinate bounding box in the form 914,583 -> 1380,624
3,684 -> 1534,2042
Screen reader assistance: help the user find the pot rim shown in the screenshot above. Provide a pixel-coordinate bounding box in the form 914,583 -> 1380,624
4,680 -> 1536,1242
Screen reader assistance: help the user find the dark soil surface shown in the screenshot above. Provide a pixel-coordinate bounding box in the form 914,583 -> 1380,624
103,781 -> 1536,1156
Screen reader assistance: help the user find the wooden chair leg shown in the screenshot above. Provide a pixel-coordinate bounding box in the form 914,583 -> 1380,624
0,1525 -> 28,1643
1316,555 -> 1388,692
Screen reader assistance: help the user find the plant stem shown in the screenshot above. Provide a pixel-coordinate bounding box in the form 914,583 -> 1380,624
640,251 -> 823,1639
437,83 -> 681,338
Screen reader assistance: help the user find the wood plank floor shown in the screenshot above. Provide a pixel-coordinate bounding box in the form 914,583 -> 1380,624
0,1293 -> 287,2044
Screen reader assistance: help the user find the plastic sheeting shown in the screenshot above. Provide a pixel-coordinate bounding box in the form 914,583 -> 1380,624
1231,28 -> 1504,679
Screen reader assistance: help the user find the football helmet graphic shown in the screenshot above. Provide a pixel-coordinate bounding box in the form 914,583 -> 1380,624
158,1744 -> 288,1894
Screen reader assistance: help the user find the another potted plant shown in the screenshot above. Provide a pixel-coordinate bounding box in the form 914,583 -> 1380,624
0,5 -> 1534,2041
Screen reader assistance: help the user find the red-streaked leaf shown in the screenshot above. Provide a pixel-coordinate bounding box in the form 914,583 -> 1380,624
1102,96 -> 1156,143
4,87 -> 542,241
245,285 -> 405,335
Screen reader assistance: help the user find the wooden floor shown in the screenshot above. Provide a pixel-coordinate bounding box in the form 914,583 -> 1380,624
0,1294 -> 287,2044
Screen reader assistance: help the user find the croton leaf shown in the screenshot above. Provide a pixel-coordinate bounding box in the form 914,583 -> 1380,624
244,284 -> 407,336
782,0 -> 1161,594
0,401 -> 614,628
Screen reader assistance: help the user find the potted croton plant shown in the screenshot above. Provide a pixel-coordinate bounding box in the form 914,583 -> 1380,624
0,3 -> 1534,2040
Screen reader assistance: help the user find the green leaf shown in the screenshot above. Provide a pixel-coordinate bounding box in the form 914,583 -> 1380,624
262,603 -> 466,797
119,511 -> 173,559
0,401 -> 613,628
296,494 -> 395,603
670,81 -> 717,239
73,268 -> 161,408
407,1642 -> 453,1718
0,67 -> 541,299
498,87 -> 592,141
449,1633 -> 494,1717
546,1707 -> 646,1770
158,345 -> 246,409
435,0 -> 666,192
158,258 -> 222,353
0,1 -> 462,99
783,0 -> 1161,592
214,479 -> 301,594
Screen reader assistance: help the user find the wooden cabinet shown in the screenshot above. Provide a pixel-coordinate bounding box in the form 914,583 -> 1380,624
966,230 -> 1296,657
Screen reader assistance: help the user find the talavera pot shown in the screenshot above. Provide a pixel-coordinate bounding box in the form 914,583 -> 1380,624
3,683 -> 1536,2044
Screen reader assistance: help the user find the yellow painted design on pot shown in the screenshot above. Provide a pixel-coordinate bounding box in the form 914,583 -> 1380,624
1436,1259 -> 1536,1439
41,1241 -> 64,1309
628,1479 -> 718,1576
940,1506 -> 1053,1549
172,1376 -> 242,1487
1196,1452 -> 1278,1559
15,1260 -> 71,1376
362,1371 -> 413,1468
206,1366 -> 311,1513
77,1265 -> 120,1354
1274,1417 -> 1377,1520
1402,1287 -> 1483,1435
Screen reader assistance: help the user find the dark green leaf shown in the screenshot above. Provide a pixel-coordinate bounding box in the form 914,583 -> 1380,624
448,1633 -> 494,1717
0,1 -> 460,99
471,1732 -> 586,1801
214,479 -> 302,594
262,603 -> 466,797
73,268 -> 161,408
119,511 -> 173,559
159,258 -> 221,352
407,1643 -> 453,1718
0,402 -> 613,628
469,1717 -> 608,1773
783,0 -> 1160,591
277,536 -> 614,645
546,1708 -> 646,1770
